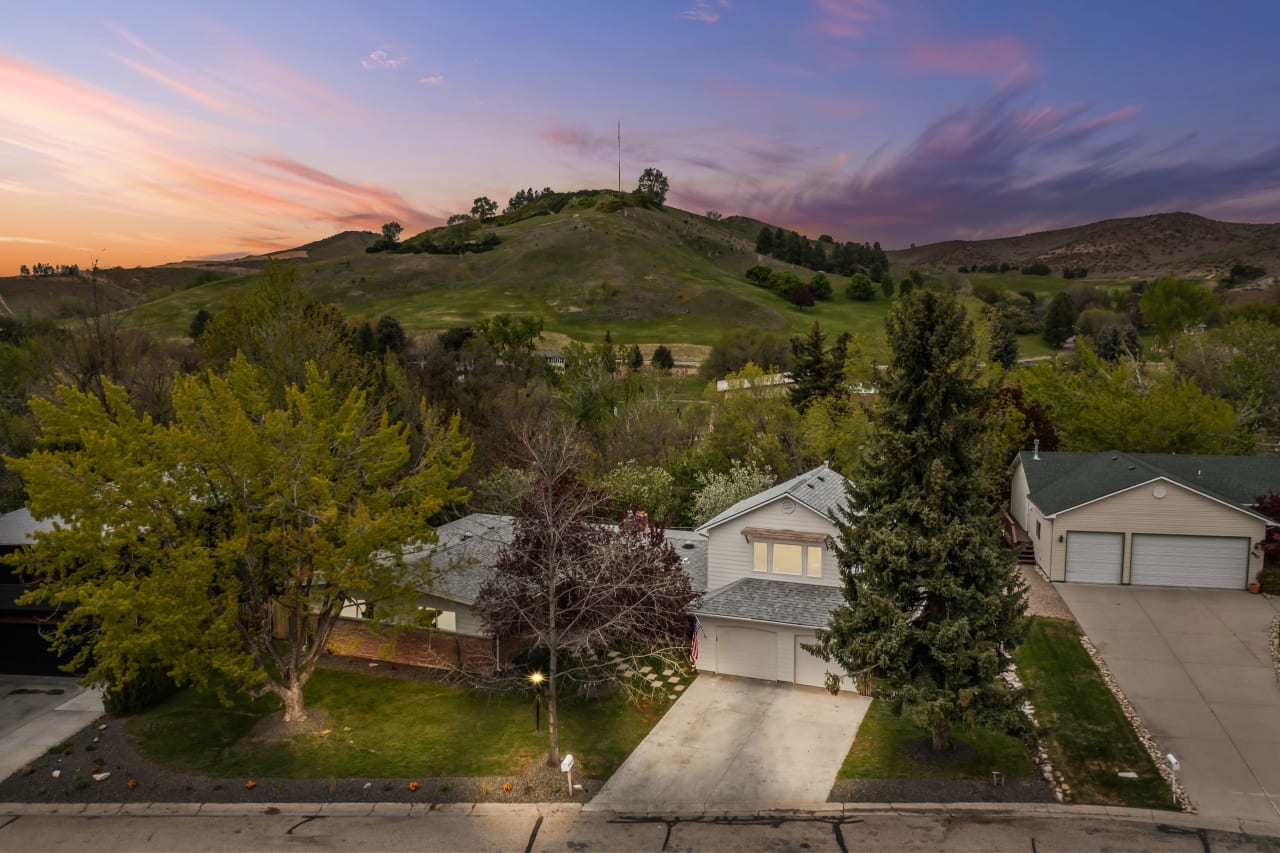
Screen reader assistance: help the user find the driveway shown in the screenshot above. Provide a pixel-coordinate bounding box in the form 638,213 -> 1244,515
587,675 -> 870,812
0,674 -> 103,781
1058,584 -> 1280,820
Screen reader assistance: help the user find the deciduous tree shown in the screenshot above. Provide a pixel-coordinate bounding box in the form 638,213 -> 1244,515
635,168 -> 670,206
8,357 -> 471,722
473,429 -> 697,766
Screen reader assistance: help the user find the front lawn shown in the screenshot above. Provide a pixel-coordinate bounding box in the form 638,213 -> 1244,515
837,699 -> 1034,780
1016,617 -> 1174,809
126,667 -> 677,781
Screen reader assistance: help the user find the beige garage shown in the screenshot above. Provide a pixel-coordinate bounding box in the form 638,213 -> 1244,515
1009,451 -> 1278,591
715,625 -> 777,682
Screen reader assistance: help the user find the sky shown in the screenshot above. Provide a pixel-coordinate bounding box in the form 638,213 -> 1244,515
2,1 -> 1279,274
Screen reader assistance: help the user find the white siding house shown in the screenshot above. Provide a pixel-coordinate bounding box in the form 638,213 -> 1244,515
693,464 -> 854,690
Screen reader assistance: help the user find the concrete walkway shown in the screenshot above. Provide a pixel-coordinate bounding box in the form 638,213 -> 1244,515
1058,584 -> 1280,821
588,675 -> 870,812
0,675 -> 103,781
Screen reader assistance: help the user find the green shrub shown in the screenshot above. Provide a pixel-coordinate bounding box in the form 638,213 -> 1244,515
103,666 -> 179,716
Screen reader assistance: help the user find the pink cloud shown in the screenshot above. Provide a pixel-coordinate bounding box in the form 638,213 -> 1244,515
906,35 -> 1037,84
540,127 -> 614,156
110,53 -> 254,117
419,74 -> 445,85
812,0 -> 886,39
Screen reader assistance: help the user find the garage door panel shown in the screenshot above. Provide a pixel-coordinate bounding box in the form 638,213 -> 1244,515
716,626 -> 777,682
794,634 -> 851,691
1065,532 -> 1124,584
1131,534 -> 1248,589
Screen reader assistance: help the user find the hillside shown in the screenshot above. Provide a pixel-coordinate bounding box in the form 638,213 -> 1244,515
887,212 -> 1280,280
127,190 -> 912,352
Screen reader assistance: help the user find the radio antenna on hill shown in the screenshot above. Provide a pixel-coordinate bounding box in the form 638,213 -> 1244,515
617,119 -> 622,193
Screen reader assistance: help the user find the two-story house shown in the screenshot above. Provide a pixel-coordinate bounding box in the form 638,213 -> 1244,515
691,464 -> 852,689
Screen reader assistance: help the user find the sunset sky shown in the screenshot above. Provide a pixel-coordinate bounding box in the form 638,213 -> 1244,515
2,1 -> 1279,273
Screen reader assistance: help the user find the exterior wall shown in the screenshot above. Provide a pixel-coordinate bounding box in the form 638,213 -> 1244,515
325,617 -> 531,674
1028,504 -> 1054,577
418,593 -> 486,636
1045,479 -> 1265,585
704,501 -> 839,593
1010,463 -> 1031,530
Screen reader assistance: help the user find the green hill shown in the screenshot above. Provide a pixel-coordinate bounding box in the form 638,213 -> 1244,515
130,190 -> 908,353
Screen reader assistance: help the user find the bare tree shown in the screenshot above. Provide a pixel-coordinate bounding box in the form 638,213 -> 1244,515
472,426 -> 699,766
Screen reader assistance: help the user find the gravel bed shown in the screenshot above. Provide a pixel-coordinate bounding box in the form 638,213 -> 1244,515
1019,563 -> 1074,621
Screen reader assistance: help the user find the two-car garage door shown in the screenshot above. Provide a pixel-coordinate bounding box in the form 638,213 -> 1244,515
1064,531 -> 1249,589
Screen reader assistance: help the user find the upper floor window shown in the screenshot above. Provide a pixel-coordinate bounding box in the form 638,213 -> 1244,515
753,541 -> 823,577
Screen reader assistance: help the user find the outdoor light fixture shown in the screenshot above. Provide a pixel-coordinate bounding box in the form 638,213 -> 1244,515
529,671 -> 545,734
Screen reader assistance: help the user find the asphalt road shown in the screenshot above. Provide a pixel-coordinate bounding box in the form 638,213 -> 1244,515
3,804 -> 1280,852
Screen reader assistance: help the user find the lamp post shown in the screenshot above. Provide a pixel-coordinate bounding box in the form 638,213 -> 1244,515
529,671 -> 544,735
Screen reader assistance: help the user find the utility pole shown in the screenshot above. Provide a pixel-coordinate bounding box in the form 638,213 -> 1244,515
617,119 -> 622,193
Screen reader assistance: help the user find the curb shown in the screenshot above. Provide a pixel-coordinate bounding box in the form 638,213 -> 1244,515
2,800 -> 1278,837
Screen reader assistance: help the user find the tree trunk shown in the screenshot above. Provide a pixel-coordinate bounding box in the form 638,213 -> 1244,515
281,680 -> 308,723
931,719 -> 951,753
546,649 -> 560,767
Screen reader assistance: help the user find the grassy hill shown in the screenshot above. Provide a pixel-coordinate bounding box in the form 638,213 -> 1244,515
129,191 -> 913,354
887,211 -> 1280,280
14,195 -> 1263,361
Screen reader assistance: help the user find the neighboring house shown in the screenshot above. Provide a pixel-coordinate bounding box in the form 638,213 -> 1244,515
327,513 -> 710,674
715,372 -> 793,395
691,464 -> 853,690
1009,451 -> 1280,589
0,507 -> 64,675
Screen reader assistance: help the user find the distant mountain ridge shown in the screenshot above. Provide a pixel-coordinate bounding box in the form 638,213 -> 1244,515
886,212 -> 1280,279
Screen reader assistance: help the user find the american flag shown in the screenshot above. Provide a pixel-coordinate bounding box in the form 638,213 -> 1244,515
689,616 -> 700,663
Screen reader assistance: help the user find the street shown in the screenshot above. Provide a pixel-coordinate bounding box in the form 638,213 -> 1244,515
3,804 -> 1280,852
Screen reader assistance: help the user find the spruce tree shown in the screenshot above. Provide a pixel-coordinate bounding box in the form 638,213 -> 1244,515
814,290 -> 1028,752
989,315 -> 1018,369
1042,291 -> 1077,349
788,321 -> 840,411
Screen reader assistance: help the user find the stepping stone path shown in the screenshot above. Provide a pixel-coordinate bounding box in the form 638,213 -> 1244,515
674,685 -> 685,692
666,676 -> 680,683
639,666 -> 653,674
662,669 -> 674,676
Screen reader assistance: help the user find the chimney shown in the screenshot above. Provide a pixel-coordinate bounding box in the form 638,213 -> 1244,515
1033,439 -> 1040,461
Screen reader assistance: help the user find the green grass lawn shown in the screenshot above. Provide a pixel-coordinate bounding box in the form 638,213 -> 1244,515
125,667 -> 676,781
1016,617 -> 1174,809
837,699 -> 1034,780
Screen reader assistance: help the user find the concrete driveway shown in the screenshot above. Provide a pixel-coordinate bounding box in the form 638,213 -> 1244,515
0,674 -> 102,781
1057,584 -> 1280,820
587,675 -> 870,812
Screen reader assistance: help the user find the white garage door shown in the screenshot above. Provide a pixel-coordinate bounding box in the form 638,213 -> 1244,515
716,626 -> 777,682
793,634 -> 851,691
1065,532 -> 1124,584
1130,534 -> 1249,589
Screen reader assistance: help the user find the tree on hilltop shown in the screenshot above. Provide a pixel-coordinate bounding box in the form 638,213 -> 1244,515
471,197 -> 498,222
636,168 -> 670,206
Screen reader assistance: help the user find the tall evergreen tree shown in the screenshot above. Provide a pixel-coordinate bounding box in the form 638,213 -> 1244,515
755,227 -> 774,255
988,314 -> 1018,369
813,290 -> 1028,752
788,321 -> 841,411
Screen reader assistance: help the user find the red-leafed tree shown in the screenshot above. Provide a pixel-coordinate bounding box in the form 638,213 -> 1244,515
473,427 -> 699,766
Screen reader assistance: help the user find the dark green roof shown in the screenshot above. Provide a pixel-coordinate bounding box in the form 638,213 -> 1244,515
1016,451 -> 1280,520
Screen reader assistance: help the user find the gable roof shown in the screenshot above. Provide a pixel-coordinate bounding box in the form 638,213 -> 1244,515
695,464 -> 850,534
1015,451 -> 1280,521
693,577 -> 843,628
0,508 -> 56,547
406,513 -> 711,604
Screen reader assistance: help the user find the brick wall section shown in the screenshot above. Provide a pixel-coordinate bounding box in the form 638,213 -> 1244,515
324,617 -> 528,674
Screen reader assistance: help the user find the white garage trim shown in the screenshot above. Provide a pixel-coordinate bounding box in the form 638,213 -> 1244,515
1065,531 -> 1124,584
716,626 -> 778,682
1130,534 -> 1250,590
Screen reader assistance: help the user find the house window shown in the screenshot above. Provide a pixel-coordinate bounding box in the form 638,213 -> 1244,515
807,546 -> 823,578
773,544 -> 802,575
1035,520 -> 1041,539
751,541 -> 824,577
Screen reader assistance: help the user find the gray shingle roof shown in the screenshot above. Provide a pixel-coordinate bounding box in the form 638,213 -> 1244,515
693,578 -> 843,628
696,464 -> 851,533
1018,451 -> 1280,520
0,509 -> 56,547
405,513 -> 710,602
